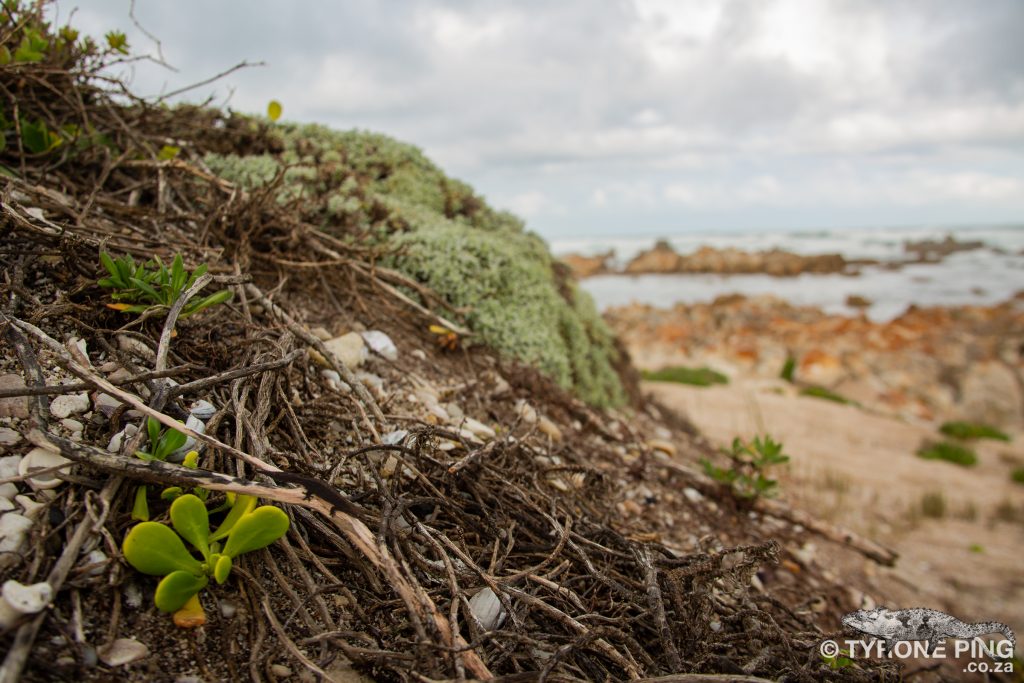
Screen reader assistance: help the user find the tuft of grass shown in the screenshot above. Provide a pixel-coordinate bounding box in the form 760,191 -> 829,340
800,385 -> 854,405
968,543 -> 984,554
917,441 -> 978,467
642,366 -> 728,387
1011,467 -> 1024,486
920,491 -> 947,518
939,421 -> 1010,442
780,355 -> 796,383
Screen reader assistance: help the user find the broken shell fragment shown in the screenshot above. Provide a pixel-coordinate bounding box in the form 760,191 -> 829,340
468,587 -> 506,631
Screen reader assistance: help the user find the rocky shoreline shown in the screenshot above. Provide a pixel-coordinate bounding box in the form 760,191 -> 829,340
605,293 -> 1024,429
561,234 -> 992,280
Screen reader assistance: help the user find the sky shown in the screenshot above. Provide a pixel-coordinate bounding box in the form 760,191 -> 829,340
66,1 -> 1024,239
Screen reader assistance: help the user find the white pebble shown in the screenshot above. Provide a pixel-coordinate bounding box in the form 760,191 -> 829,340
2,579 -> 53,614
84,549 -> 108,577
218,599 -> 237,619
49,393 -> 90,419
106,424 -> 138,453
468,587 -> 506,630
0,513 -> 34,552
0,498 -> 13,513
361,330 -> 398,361
18,447 -> 71,490
683,487 -> 703,503
189,399 -> 216,420
60,418 -> 83,433
0,428 -> 21,447
98,638 -> 149,666
0,483 -> 16,501
0,455 -> 20,479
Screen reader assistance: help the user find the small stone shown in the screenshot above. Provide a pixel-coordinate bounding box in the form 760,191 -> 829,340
468,587 -> 506,631
271,664 -> 293,678
2,579 -> 53,613
98,638 -> 149,666
60,418 -> 83,433
411,349 -> 427,361
219,599 -> 237,619
117,335 -> 155,362
83,549 -> 108,577
19,447 -> 71,490
356,371 -> 385,398
0,513 -> 34,552
310,325 -> 332,341
382,430 -> 408,445
515,400 -> 538,424
189,400 -> 217,420
320,370 -> 351,393
49,393 -> 90,419
0,374 -> 29,419
646,439 -> 676,457
322,333 -> 367,370
92,392 -> 122,418
463,417 -> 495,440
0,428 -> 21,447
0,455 -> 20,479
683,487 -> 703,503
0,498 -> 13,512
123,583 -> 142,609
107,424 -> 138,453
537,417 -> 562,442
361,330 -> 398,361
15,495 -> 45,519
0,483 -> 16,501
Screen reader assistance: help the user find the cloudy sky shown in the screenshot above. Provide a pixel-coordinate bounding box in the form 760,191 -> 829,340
68,1 -> 1024,239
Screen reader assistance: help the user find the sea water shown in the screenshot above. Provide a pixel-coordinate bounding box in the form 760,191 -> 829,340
552,225 -> 1024,321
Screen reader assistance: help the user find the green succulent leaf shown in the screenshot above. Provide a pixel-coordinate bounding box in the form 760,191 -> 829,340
123,522 -> 203,576
170,494 -> 210,559
210,494 -> 257,542
223,506 -> 289,558
213,554 -> 232,584
131,485 -> 149,521
267,100 -> 282,122
154,570 -> 207,612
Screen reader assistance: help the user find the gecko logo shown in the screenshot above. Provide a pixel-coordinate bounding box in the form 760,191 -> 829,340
821,606 -> 1016,663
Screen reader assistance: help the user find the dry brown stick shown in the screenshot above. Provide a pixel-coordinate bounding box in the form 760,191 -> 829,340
0,364 -> 192,399
153,272 -> 212,375
657,459 -> 898,566
243,282 -> 385,426
25,429 -> 493,679
0,477 -> 121,683
165,350 -> 301,397
634,676 -> 776,683
504,586 -> 641,680
635,548 -> 682,672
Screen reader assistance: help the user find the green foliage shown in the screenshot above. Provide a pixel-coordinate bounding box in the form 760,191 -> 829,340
701,435 -> 790,500
267,100 -> 282,122
920,491 -> 946,518
98,252 -> 233,318
800,385 -> 855,405
122,494 -> 289,613
202,153 -> 281,190
136,417 -> 187,462
642,366 -> 728,387
104,30 -> 129,55
780,355 -> 796,383
968,543 -> 984,553
939,421 -> 1010,442
916,441 -> 978,467
19,117 -> 63,153
157,145 -> 180,161
821,648 -> 854,670
1011,467 -> 1024,485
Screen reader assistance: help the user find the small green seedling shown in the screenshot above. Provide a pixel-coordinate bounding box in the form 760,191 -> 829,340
701,435 -> 790,500
123,493 -> 289,614
820,647 -> 854,670
98,252 -> 233,318
916,440 -> 977,467
130,417 -> 187,521
939,421 -> 1010,442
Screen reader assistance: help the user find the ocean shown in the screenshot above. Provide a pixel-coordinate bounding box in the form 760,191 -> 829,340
551,225 -> 1024,321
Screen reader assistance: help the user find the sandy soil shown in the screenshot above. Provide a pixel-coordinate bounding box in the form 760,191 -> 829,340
646,378 -> 1024,648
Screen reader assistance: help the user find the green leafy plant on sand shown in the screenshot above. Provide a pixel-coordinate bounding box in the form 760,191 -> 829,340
916,440 -> 978,467
642,365 -> 728,387
130,417 -> 188,521
122,493 -> 289,616
939,421 -> 1010,442
1010,468 -> 1024,486
702,435 -> 790,500
98,252 -> 232,318
799,385 -> 855,406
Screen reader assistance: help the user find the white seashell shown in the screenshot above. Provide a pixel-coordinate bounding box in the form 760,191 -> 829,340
468,587 -> 507,631
515,400 -> 537,424
15,495 -> 45,519
169,414 -> 205,461
0,483 -> 16,502
382,430 -> 408,445
0,513 -> 34,552
18,447 -> 71,490
98,638 -> 149,666
188,399 -> 217,420
361,330 -> 398,361
106,424 -> 138,453
0,498 -> 13,513
84,549 -> 108,577
0,455 -> 20,479
2,579 -> 53,614
49,392 -> 90,419
463,418 -> 495,440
